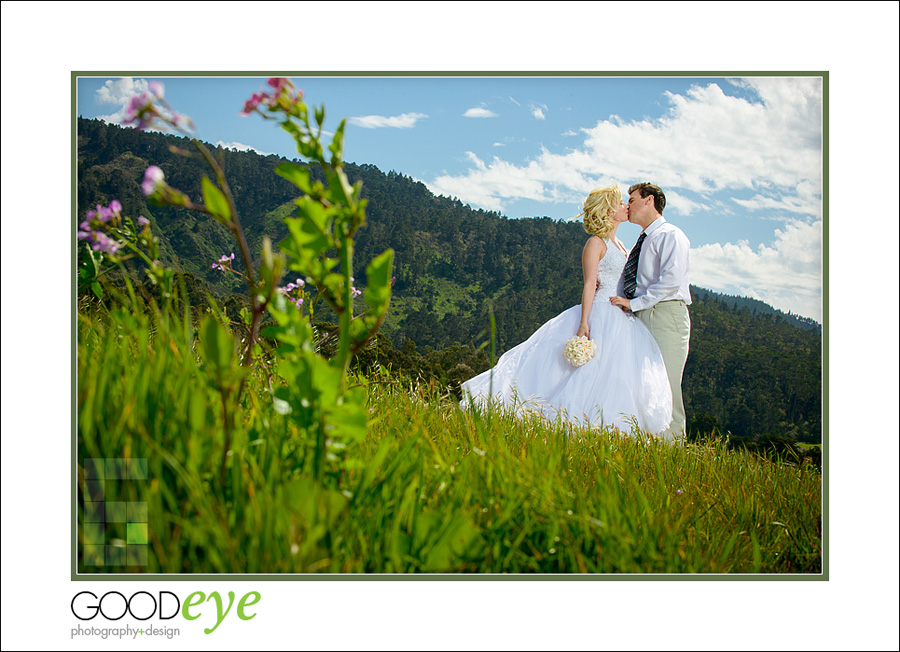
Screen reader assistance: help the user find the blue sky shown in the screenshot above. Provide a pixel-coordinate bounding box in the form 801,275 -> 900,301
77,74 -> 824,321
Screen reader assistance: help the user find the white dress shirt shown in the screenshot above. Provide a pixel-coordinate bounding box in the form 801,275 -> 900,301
618,217 -> 691,311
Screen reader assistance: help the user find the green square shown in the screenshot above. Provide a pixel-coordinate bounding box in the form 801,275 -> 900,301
84,458 -> 105,480
127,545 -> 148,566
106,545 -> 126,566
83,502 -> 105,523
127,458 -> 148,480
127,501 -> 148,522
105,458 -> 126,479
84,480 -> 104,501
83,522 -> 105,545
83,544 -> 105,566
106,502 -> 127,523
127,523 -> 148,545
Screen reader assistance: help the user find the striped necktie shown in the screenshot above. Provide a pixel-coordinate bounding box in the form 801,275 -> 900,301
622,231 -> 646,299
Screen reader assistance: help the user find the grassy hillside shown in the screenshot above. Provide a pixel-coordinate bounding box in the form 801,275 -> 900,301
77,299 -> 821,574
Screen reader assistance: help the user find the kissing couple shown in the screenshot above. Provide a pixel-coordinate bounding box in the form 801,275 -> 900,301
462,182 -> 691,441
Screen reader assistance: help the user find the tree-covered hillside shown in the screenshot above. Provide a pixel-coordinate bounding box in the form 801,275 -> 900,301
76,117 -> 822,444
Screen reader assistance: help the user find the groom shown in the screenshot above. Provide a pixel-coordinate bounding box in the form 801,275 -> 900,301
610,183 -> 692,441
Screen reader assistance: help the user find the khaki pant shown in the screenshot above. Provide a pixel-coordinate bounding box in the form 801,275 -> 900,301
636,300 -> 691,441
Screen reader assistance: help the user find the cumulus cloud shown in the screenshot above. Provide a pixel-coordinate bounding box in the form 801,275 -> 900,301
691,219 -> 822,322
91,77 -> 191,134
463,107 -> 499,118
92,77 -> 151,124
530,102 -> 548,120
664,190 -> 707,216
216,140 -> 272,156
428,78 -> 822,218
96,78 -> 150,106
348,112 -> 427,129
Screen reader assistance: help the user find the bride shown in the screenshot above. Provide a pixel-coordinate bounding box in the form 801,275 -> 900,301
461,185 -> 673,435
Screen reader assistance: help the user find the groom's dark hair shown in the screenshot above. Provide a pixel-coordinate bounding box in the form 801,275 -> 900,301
628,182 -> 666,214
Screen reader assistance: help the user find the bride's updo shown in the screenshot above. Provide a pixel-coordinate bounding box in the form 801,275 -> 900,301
579,185 -> 621,239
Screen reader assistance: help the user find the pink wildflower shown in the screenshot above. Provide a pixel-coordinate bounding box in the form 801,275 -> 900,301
240,92 -> 269,117
142,166 -> 165,196
267,77 -> 289,93
148,81 -> 165,99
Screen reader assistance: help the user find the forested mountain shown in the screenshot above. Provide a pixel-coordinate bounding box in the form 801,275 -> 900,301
76,117 -> 823,444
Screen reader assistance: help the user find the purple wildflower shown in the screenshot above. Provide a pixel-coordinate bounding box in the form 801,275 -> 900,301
142,166 -> 165,196
137,216 -> 150,227
123,92 -> 157,130
87,203 -> 115,222
212,253 -> 235,271
89,232 -> 120,254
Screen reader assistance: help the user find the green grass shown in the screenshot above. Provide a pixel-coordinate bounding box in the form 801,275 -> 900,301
76,300 -> 821,574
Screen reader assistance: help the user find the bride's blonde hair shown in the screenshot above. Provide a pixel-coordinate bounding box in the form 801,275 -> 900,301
577,185 -> 621,239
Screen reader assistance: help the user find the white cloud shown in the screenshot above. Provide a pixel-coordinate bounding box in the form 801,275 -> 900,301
348,112 -> 427,129
92,77 -> 191,133
530,102 -> 548,120
96,78 -> 150,106
732,179 -> 822,215
93,77 -> 151,124
664,190 -> 706,216
216,140 -> 272,156
492,142 -> 506,147
463,107 -> 499,118
429,78 -> 822,218
691,219 -> 822,321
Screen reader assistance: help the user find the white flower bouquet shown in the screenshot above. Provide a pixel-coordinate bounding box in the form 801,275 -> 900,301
563,335 -> 597,367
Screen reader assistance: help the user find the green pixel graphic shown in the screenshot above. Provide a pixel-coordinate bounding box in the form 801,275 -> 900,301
79,458 -> 148,568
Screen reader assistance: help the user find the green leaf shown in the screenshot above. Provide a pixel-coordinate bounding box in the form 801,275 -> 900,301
326,166 -> 355,209
329,119 -> 346,164
259,236 -> 284,289
200,317 -> 235,378
272,391 -> 292,416
189,390 -> 208,431
363,249 -> 394,312
274,163 -> 312,194
91,281 -> 103,298
285,200 -> 336,259
323,399 -> 367,443
201,176 -> 231,223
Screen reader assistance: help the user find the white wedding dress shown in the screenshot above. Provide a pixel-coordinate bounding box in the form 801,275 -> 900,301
461,239 -> 673,435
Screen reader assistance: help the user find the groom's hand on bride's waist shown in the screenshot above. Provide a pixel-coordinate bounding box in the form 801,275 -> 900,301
609,296 -> 632,311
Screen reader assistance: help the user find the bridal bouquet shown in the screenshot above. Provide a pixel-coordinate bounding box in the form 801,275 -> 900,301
563,335 -> 597,367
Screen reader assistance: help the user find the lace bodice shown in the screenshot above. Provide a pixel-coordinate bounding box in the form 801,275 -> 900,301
597,238 -> 627,293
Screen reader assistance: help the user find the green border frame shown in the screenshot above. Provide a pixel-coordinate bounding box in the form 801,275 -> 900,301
72,70 -> 827,581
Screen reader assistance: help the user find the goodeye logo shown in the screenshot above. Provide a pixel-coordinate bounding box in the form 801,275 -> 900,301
70,590 -> 261,638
